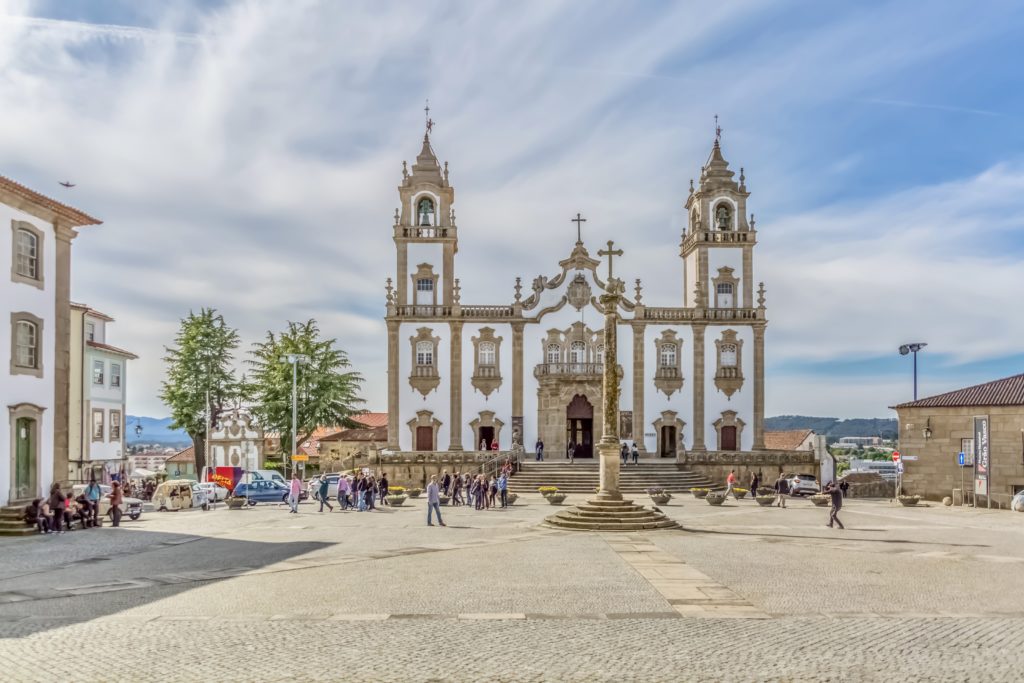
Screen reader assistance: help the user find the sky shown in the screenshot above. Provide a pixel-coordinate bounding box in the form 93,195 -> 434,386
2,0 -> 1023,420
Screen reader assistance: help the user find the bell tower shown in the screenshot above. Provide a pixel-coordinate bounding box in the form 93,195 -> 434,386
393,122 -> 458,311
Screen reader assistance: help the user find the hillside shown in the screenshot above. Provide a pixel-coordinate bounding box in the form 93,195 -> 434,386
765,416 -> 898,440
127,416 -> 190,445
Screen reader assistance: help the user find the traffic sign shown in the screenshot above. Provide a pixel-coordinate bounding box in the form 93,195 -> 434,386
892,451 -> 901,462
897,462 -> 904,474
291,453 -> 309,462
958,452 -> 965,467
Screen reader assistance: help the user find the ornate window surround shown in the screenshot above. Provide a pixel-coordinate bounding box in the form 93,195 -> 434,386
653,329 -> 683,397
470,326 -> 503,397
10,311 -> 44,378
652,410 -> 686,458
713,410 -> 746,451
712,267 -> 739,308
11,220 -> 45,289
410,263 -> 439,306
469,410 -> 504,450
407,410 -> 442,451
408,327 -> 441,396
8,402 -> 44,501
713,328 -> 744,397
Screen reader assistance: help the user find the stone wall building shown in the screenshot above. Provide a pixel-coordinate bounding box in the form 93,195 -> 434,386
379,122 -> 814,484
892,373 -> 1024,505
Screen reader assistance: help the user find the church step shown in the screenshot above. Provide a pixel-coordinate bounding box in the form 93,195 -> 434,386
544,516 -> 679,531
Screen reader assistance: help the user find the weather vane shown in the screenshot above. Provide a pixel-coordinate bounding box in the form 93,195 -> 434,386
425,99 -> 435,135
714,114 -> 722,143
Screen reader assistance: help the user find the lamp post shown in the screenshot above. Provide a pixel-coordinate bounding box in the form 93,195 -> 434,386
898,343 -> 927,400
284,354 -> 309,481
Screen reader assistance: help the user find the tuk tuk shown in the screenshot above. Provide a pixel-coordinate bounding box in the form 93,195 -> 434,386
152,479 -> 209,511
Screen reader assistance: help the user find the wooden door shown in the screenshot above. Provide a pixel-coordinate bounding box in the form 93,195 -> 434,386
721,426 -> 737,451
415,426 -> 433,451
15,418 -> 36,499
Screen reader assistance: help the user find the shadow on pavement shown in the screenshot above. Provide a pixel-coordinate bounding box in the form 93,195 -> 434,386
680,527 -> 990,548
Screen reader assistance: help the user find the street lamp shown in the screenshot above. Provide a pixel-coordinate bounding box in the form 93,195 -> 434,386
898,343 -> 927,401
283,354 -> 309,480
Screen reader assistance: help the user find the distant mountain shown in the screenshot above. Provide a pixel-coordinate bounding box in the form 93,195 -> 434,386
765,416 -> 898,441
127,416 -> 191,445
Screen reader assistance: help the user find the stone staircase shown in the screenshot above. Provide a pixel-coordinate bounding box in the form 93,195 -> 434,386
0,504 -> 35,537
511,460 -> 713,494
545,498 -> 678,531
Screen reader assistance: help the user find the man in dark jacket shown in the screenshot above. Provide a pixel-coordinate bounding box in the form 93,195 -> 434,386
378,472 -> 390,506
317,477 -> 333,512
825,481 -> 845,529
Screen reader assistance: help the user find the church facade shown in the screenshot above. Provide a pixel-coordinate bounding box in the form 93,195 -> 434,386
384,129 -> 768,462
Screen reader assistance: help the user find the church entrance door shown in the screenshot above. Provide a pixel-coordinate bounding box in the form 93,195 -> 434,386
415,426 -> 433,452
566,395 -> 594,458
660,426 -> 677,457
720,426 -> 737,451
478,426 -> 495,450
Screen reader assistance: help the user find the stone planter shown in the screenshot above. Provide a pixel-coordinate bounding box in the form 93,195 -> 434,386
706,493 -> 726,506
691,489 -> 710,499
649,494 -> 671,506
809,495 -> 831,507
407,489 -> 423,499
539,489 -> 559,498
438,495 -> 451,506
733,490 -> 749,499
546,493 -> 567,505
506,492 -> 519,505
226,496 -> 248,510
755,495 -> 777,507
898,495 -> 921,507
387,494 -> 408,507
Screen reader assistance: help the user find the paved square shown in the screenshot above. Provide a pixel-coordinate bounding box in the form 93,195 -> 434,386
0,495 -> 1022,681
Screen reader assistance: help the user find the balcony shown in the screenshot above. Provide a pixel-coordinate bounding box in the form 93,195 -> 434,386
462,305 -> 514,318
534,362 -> 604,379
400,226 -> 453,239
642,307 -> 759,322
395,305 -> 452,318
681,229 -> 756,253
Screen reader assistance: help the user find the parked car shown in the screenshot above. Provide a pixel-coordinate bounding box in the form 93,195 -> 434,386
233,480 -> 292,505
152,480 -> 210,511
786,473 -> 820,496
71,484 -> 144,521
309,473 -> 341,500
196,482 -> 229,502
250,469 -> 287,487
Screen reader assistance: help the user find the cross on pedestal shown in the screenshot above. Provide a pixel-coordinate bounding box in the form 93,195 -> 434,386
571,212 -> 587,244
598,240 -> 624,282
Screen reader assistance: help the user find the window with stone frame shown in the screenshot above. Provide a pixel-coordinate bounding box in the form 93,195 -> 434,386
714,329 -> 744,397
11,221 -> 44,289
93,359 -> 105,385
712,267 -> 739,308
14,320 -> 37,369
471,327 -> 503,397
653,330 -> 684,396
110,410 -> 122,440
408,327 -> 441,396
92,409 -> 105,441
546,343 -> 561,364
411,263 -> 439,307
569,341 -> 586,364
595,345 -> 605,364
111,362 -> 122,388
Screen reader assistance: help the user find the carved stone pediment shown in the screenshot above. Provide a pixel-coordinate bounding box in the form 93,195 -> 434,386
566,274 -> 592,311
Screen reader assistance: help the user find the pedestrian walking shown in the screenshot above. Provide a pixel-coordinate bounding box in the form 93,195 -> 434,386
84,477 -> 102,527
498,472 -> 508,508
356,474 -> 367,511
487,476 -> 498,508
426,475 -> 446,527
108,481 -> 124,527
567,440 -> 575,461
337,475 -> 351,510
535,438 -> 544,462
441,470 -> 452,496
774,473 -> 788,508
724,469 -> 737,499
317,476 -> 333,512
451,472 -> 463,506
365,476 -> 377,510
379,472 -> 390,507
631,442 -> 639,465
750,471 -> 760,498
839,480 -> 849,498
620,442 -> 629,464
47,483 -> 67,534
288,474 -> 302,513
825,481 -> 845,529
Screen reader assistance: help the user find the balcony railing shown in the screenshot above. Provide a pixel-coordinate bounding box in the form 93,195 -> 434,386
401,226 -> 452,238
642,307 -> 758,322
534,362 -> 604,378
655,367 -> 681,379
474,365 -> 500,378
682,229 -> 756,251
716,366 -> 741,379
412,365 -> 439,378
462,305 -> 515,318
395,305 -> 452,317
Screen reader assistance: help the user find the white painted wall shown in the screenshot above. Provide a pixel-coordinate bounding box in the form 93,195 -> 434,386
0,203 -> 57,504
406,242 -> 443,305
703,324 -> 755,451
643,324 -> 695,452
462,322 -> 513,450
707,248 -> 744,307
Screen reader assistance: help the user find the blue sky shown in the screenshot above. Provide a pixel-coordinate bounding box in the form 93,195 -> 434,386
1,0 -> 1023,418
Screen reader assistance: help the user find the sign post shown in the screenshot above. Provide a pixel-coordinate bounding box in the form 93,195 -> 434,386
974,417 -> 990,509
892,451 -> 901,498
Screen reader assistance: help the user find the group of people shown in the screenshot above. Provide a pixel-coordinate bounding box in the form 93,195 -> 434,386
719,468 -> 849,526
23,478 -> 123,534
292,471 -> 393,514
439,467 -> 510,510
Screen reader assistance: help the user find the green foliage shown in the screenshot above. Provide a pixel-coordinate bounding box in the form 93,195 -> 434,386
160,309 -> 241,474
244,319 -> 364,465
766,415 -> 898,440
836,461 -> 851,476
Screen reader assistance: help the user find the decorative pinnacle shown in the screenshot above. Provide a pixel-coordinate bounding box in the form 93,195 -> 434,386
750,213 -> 756,230
689,178 -> 694,194
443,161 -> 449,184
394,208 -> 399,224
453,278 -> 461,304
634,278 -> 643,304
757,282 -> 766,308
740,167 -> 746,187
402,160 -> 408,179
385,277 -> 394,305
514,277 -> 522,302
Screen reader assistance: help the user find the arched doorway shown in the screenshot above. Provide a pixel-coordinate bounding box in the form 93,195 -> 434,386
566,394 -> 594,458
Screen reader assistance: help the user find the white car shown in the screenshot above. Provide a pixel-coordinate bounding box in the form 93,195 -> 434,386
197,482 -> 229,502
72,484 -> 144,521
786,473 -> 820,496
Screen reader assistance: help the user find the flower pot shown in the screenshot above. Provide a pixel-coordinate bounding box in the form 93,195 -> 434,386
538,489 -> 559,498
755,495 -> 777,507
407,489 -> 423,498
691,489 -> 710,499
898,495 -> 921,507
438,495 -> 451,506
706,493 -> 726,506
226,497 -> 247,510
649,494 -> 671,505
387,495 -> 408,507
506,492 -> 519,505
809,495 -> 831,507
733,490 -> 748,499
546,493 -> 567,505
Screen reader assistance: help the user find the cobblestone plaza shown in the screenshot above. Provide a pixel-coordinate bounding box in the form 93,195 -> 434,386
1,496 -> 1022,682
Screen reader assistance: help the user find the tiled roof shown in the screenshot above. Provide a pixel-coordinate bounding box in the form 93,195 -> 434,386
352,412 -> 388,428
0,174 -> 102,226
320,426 -> 388,442
764,429 -> 814,451
87,340 -> 138,359
891,373 -> 1024,409
166,446 -> 194,463
71,302 -> 115,321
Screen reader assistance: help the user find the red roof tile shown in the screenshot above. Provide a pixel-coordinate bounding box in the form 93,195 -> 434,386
0,174 -> 102,226
764,429 -> 814,451
167,446 -> 194,463
891,373 -> 1024,409
352,412 -> 388,428
87,340 -> 138,359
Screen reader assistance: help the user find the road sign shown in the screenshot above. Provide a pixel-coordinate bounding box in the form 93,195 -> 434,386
902,455 -> 918,461
892,451 -> 901,462
897,462 -> 904,474
291,453 -> 309,462
958,452 -> 965,467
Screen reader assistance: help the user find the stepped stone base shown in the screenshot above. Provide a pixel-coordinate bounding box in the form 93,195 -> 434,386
544,498 -> 679,532
0,505 -> 35,537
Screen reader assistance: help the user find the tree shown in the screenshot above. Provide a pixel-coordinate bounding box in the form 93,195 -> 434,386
245,319 -> 364,476
160,309 -> 241,477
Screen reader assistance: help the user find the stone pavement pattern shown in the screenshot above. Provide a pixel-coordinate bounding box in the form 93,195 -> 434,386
0,494 -> 1022,682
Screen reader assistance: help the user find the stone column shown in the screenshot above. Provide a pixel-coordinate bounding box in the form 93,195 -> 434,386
448,321 -> 463,450
631,323 -> 645,452
742,245 -> 753,308
386,320 -> 400,449
395,241 -> 408,306
52,224 -> 74,486
512,322 -> 524,433
596,290 -> 623,501
691,323 -> 706,451
442,243 -> 455,307
753,325 -> 766,450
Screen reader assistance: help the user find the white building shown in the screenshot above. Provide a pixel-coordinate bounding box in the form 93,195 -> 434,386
69,303 -> 137,483
1,175 -> 100,506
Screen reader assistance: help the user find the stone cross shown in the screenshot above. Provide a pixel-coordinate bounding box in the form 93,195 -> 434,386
598,240 -> 624,283
571,212 -> 587,244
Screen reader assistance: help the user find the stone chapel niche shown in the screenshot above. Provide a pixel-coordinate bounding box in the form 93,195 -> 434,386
417,197 -> 435,226
714,202 -> 733,231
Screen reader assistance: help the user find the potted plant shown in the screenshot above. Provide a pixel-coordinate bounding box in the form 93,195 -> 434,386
439,494 -> 451,506
690,487 -> 711,499
898,494 -> 922,507
647,488 -> 672,505
705,492 -> 727,506
755,494 -> 777,507
387,492 -> 408,507
809,494 -> 831,507
506,492 -> 519,505
732,487 -> 749,500
226,496 -> 248,510
546,492 -> 567,505
406,487 -> 423,498
538,486 -> 559,498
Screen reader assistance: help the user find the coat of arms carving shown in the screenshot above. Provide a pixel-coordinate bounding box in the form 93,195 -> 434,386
566,274 -> 592,311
